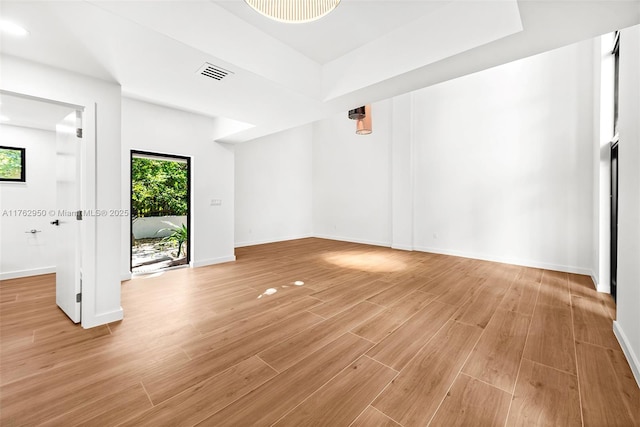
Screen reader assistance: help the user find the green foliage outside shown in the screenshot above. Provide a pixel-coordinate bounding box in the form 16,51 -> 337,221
159,221 -> 188,258
131,157 -> 188,217
0,148 -> 23,179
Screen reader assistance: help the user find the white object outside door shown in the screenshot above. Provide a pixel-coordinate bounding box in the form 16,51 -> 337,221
54,111 -> 82,323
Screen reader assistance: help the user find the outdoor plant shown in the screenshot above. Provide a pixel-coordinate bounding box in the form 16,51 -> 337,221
158,221 -> 188,258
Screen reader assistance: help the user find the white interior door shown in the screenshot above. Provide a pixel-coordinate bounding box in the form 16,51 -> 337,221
54,111 -> 82,323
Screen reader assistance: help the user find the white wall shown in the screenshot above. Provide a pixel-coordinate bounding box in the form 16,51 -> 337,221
1,55 -> 123,329
412,40 -> 595,274
614,24 -> 640,387
0,125 -> 57,279
313,100 -> 393,246
121,98 -> 235,277
235,125 -> 313,247
309,41 -> 595,275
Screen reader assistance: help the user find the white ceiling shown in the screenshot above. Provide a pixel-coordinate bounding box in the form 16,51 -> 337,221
215,0 -> 450,64
0,0 -> 638,143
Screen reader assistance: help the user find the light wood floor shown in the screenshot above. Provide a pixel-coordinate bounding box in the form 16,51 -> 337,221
1,238 -> 638,426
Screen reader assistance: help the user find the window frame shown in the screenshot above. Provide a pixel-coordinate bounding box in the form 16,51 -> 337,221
0,145 -> 26,182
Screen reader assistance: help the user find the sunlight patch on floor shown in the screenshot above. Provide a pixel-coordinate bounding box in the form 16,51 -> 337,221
322,251 -> 407,272
257,288 -> 278,299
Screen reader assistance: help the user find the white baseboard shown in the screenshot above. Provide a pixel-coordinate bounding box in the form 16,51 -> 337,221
391,244 -> 413,251
590,272 -> 612,294
192,255 -> 236,268
121,272 -> 132,282
413,245 -> 593,276
613,321 -> 640,388
593,274 -> 611,294
82,307 -> 124,329
0,266 -> 56,281
235,234 -> 313,248
236,235 -> 594,278
233,236 -> 593,278
313,234 -> 391,248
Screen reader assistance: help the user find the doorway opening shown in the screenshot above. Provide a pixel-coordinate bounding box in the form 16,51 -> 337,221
609,31 -> 620,301
130,151 -> 190,274
0,90 -> 85,323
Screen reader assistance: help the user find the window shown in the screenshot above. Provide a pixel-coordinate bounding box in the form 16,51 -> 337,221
0,146 -> 26,182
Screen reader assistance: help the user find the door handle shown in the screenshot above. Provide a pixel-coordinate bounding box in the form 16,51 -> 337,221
50,220 -> 60,226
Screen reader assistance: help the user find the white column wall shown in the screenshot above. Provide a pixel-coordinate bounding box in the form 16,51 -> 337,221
391,94 -> 415,251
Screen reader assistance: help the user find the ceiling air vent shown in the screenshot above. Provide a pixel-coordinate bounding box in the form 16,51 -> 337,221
197,63 -> 233,81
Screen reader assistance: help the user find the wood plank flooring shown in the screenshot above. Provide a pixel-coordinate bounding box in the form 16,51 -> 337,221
1,238 -> 638,426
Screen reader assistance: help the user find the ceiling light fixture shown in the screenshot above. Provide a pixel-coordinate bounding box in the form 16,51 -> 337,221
0,20 -> 29,37
244,0 -> 341,24
348,105 -> 372,135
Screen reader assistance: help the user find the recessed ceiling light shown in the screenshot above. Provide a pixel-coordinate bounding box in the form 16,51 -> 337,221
0,20 -> 30,37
